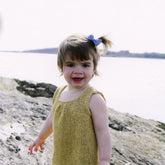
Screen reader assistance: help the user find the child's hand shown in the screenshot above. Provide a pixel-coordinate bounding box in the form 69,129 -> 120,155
28,138 -> 45,154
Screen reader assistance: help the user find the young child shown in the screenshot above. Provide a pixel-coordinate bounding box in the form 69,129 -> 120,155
29,34 -> 112,165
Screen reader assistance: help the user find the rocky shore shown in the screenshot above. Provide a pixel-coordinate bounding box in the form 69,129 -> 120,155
0,77 -> 165,165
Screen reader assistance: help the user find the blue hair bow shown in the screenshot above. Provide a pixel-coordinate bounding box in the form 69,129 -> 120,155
87,35 -> 102,46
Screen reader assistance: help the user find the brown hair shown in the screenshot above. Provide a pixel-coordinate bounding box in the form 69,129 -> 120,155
57,34 -> 112,75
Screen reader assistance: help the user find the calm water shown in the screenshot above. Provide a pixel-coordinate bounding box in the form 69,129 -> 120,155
0,52 -> 165,123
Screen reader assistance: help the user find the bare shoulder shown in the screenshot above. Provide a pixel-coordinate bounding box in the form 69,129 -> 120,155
89,93 -> 109,131
89,93 -> 107,114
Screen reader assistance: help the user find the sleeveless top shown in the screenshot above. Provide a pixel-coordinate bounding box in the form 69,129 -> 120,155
52,86 -> 105,165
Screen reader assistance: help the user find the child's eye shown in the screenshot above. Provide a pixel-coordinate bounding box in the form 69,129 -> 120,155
82,63 -> 90,67
65,63 -> 74,67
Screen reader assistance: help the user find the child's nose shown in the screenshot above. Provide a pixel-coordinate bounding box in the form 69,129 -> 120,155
74,66 -> 83,73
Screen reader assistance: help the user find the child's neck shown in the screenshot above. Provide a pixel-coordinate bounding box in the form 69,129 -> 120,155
59,84 -> 91,102
67,84 -> 90,92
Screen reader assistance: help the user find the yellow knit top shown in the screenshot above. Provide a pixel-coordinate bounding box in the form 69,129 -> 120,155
52,86 -> 105,165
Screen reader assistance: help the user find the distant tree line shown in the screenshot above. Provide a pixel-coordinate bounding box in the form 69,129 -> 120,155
1,48 -> 165,59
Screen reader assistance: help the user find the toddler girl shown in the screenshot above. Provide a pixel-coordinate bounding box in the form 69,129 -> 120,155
29,34 -> 112,165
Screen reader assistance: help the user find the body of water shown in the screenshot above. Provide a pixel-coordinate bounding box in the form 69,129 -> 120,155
0,52 -> 165,123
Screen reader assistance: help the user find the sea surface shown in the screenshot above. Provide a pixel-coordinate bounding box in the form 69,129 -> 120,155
0,52 -> 165,123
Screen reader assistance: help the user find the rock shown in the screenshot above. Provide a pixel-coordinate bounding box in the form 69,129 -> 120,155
109,109 -> 165,165
157,122 -> 165,131
14,79 -> 57,98
0,107 -> 4,113
0,77 -> 54,164
0,77 -> 165,165
15,136 -> 21,141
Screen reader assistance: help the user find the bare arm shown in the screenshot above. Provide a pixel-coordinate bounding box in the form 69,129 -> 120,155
29,109 -> 53,153
89,94 -> 111,165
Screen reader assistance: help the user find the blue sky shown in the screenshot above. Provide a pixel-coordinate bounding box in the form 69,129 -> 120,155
0,0 -> 165,53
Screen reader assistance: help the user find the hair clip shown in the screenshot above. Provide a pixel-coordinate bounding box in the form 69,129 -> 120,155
87,35 -> 102,46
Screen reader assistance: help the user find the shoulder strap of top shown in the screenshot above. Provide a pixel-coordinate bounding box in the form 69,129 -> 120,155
52,86 -> 66,104
82,87 -> 106,106
92,88 -> 106,102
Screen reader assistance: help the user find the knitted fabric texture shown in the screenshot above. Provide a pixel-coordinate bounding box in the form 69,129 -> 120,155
52,86 -> 105,165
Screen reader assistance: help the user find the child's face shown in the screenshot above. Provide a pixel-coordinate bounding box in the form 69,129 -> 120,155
62,55 -> 94,89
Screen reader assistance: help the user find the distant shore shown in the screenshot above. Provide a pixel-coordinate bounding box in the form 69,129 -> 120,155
1,48 -> 165,59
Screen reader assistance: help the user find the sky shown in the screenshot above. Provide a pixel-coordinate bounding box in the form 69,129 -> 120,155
0,0 -> 165,53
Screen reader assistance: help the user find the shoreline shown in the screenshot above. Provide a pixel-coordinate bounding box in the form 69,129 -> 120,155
0,76 -> 164,124
0,52 -> 165,123
1,48 -> 165,59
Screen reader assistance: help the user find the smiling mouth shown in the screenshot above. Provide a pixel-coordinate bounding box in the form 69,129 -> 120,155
72,77 -> 84,82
